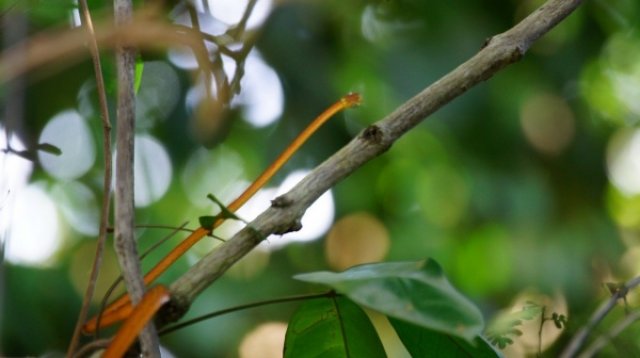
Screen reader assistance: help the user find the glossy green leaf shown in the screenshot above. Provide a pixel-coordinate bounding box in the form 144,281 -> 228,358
390,318 -> 503,357
294,259 -> 484,341
284,296 -> 386,358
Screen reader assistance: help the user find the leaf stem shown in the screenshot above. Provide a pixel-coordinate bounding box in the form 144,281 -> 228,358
66,1 -> 113,356
158,291 -> 338,336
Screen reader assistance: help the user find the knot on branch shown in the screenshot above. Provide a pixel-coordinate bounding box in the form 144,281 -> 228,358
361,125 -> 384,144
273,218 -> 302,235
271,194 -> 293,208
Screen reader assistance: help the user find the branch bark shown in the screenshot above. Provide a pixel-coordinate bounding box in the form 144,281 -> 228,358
166,0 -> 584,318
113,0 -> 160,356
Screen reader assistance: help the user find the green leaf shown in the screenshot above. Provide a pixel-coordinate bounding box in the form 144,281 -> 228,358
485,301 -> 542,349
134,59 -> 144,94
391,318 -> 503,358
284,296 -> 386,358
198,216 -> 216,230
207,193 -> 244,222
294,259 -> 484,341
36,142 -> 62,156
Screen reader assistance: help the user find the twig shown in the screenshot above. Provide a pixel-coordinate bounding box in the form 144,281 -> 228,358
561,276 -> 640,357
93,222 -> 190,339
106,223 -> 197,233
72,338 -> 111,358
538,306 -> 547,357
173,24 -> 241,53
113,0 -> 160,356
166,0 -> 585,318
230,0 -> 258,38
186,5 -> 217,100
66,1 -> 114,356
578,310 -> 640,358
158,290 -> 337,336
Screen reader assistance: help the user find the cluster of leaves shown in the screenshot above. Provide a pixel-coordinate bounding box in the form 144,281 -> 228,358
485,301 -> 543,349
551,312 -> 568,330
284,259 -> 502,357
485,300 -> 568,351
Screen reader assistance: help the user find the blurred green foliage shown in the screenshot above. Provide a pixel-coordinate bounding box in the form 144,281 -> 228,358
2,0 -> 640,356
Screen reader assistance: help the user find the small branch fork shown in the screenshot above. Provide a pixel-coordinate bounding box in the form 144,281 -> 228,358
0,0 -> 585,355
561,276 -> 640,357
168,0 -> 585,312
85,1 -> 585,354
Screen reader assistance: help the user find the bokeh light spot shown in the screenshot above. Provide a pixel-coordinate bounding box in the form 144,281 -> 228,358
68,241 -> 121,304
39,109 -> 95,180
606,185 -> 640,229
238,321 -> 287,358
181,145 -> 246,209
51,181 -> 99,236
496,291 -> 567,356
0,126 -> 33,245
416,165 -> 469,228
136,61 -> 181,128
235,51 -> 284,127
520,93 -> 575,155
606,128 -> 640,196
5,182 -> 61,266
360,4 -> 422,44
376,158 -> 422,216
208,0 -> 273,29
133,134 -> 173,207
581,33 -> 640,125
453,225 -> 512,296
325,212 -> 389,271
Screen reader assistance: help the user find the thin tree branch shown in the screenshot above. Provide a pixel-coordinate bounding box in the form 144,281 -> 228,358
66,1 -> 114,356
92,222 -> 189,339
106,223 -> 197,233
165,0 -> 584,319
186,5 -> 221,103
232,0 -> 258,37
561,275 -> 640,357
113,0 -> 159,356
158,291 -> 337,336
72,338 -> 111,358
578,310 -> 640,358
